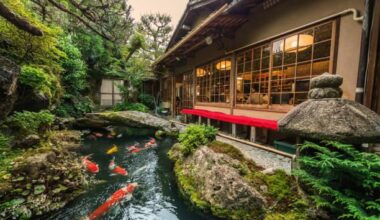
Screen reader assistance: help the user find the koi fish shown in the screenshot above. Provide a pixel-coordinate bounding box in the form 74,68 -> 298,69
144,138 -> 157,148
130,148 -> 144,154
106,145 -> 118,155
110,130 -> 117,136
116,134 -> 123,138
93,132 -> 103,138
82,155 -> 99,173
127,143 -> 140,151
108,158 -> 128,176
107,134 -> 114,139
88,183 -> 138,220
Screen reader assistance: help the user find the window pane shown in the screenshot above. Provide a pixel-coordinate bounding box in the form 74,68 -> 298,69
297,30 -> 313,62
282,79 -> 294,92
252,71 -> 260,83
294,93 -> 308,104
295,79 -> 310,92
283,65 -> 295,79
313,41 -> 331,59
312,59 -> 329,76
271,93 -> 281,104
284,50 -> 296,65
273,40 -> 284,54
253,59 -> 261,71
262,57 -> 270,69
101,94 -> 113,106
101,80 -> 113,93
245,61 -> 252,72
271,78 -> 281,93
253,48 -> 261,59
282,93 -> 294,105
296,62 -> 311,78
285,35 -> 298,52
262,45 -> 271,57
273,53 -> 283,67
271,67 -> 282,81
315,23 -> 332,43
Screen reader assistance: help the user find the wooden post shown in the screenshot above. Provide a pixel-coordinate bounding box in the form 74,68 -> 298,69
198,116 -> 201,124
232,124 -> 236,137
250,127 -> 256,142
207,118 -> 211,126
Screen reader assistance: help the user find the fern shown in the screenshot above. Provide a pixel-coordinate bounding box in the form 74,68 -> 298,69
294,141 -> 380,220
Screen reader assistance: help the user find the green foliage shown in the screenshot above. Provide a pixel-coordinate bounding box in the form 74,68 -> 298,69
54,36 -> 92,117
0,133 -> 11,152
113,102 -> 149,112
294,141 -> 380,220
0,0 -> 64,71
138,93 -> 155,109
178,124 -> 218,156
20,65 -> 59,99
59,36 -> 87,94
6,111 -> 55,136
54,96 -> 93,118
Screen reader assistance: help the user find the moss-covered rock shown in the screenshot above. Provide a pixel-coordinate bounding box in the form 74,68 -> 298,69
74,111 -> 183,135
169,141 -> 316,220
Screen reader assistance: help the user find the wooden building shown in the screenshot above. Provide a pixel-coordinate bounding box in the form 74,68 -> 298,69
154,0 -> 380,152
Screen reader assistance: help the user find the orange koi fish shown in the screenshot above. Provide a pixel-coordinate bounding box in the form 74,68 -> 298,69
88,183 -> 138,220
82,155 -> 99,173
108,158 -> 128,176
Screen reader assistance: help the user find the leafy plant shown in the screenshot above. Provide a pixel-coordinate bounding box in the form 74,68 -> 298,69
294,141 -> 380,220
138,93 -> 155,109
19,65 -> 59,99
178,124 -> 218,155
113,102 -> 149,112
6,111 -> 55,136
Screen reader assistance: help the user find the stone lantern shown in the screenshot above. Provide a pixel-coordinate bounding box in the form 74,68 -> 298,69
278,73 -> 380,144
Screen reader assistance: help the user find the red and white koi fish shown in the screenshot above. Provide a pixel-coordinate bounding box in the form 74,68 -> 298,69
108,158 -> 128,176
82,155 -> 99,173
93,132 -> 103,138
107,134 -> 114,139
88,183 -> 138,220
144,138 -> 157,148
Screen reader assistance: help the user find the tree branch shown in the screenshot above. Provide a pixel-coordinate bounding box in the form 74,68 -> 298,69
47,0 -> 112,41
0,2 -> 43,36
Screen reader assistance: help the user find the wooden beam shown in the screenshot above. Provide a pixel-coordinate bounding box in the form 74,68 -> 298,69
154,4 -> 229,66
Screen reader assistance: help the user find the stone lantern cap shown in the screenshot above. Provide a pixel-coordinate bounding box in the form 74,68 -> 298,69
278,73 -> 380,144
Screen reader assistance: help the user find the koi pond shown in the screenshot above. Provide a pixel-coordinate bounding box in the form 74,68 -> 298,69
40,128 -> 215,220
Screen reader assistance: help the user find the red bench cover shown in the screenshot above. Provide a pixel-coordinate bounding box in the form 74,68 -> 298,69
181,109 -> 278,130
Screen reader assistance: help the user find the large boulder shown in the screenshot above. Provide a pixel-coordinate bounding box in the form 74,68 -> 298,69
171,144 -> 267,219
74,111 -> 181,134
0,56 -> 19,120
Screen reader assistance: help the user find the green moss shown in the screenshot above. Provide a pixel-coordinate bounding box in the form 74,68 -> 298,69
20,65 -> 61,101
6,111 -> 55,137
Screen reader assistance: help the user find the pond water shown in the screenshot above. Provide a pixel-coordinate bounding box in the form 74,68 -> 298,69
41,128 -> 214,220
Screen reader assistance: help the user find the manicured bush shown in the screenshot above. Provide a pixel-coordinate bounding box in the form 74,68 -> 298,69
294,141 -> 380,220
6,110 -> 55,136
178,124 -> 218,155
113,102 -> 149,112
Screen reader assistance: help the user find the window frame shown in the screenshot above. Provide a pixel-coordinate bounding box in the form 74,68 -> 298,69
100,79 -> 124,106
234,20 -> 338,112
195,57 -> 232,106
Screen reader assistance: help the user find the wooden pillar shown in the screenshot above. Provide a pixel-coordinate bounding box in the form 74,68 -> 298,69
198,116 -> 201,124
232,124 -> 236,137
250,127 -> 256,142
230,54 -> 236,115
207,118 -> 211,126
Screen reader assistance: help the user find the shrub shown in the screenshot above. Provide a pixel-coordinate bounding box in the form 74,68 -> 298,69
0,133 -> 10,152
6,110 -> 55,136
54,95 -> 93,117
19,65 -> 59,99
138,93 -> 155,109
294,141 -> 380,220
113,102 -> 149,112
178,124 -> 218,155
